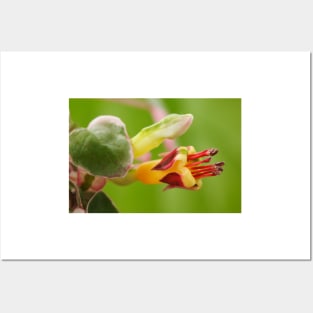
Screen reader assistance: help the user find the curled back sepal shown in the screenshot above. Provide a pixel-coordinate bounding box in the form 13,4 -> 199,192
69,115 -> 133,177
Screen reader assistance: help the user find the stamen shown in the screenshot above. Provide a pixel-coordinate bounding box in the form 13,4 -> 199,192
209,148 -> 218,156
186,158 -> 211,168
194,172 -> 220,179
215,161 -> 225,166
193,170 -> 219,177
189,164 -> 217,171
190,161 -> 224,177
187,149 -> 210,160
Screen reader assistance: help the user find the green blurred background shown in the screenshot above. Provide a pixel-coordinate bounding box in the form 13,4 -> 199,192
69,99 -> 241,213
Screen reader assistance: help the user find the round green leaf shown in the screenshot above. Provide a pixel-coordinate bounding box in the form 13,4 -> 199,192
87,192 -> 118,213
69,116 -> 133,177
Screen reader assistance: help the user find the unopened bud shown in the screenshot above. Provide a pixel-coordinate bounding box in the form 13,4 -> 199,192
131,114 -> 193,157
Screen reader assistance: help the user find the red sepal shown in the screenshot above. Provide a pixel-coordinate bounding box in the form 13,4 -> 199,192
152,148 -> 178,170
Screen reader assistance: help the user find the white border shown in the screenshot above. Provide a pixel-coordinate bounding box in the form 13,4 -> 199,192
0,52 -> 310,259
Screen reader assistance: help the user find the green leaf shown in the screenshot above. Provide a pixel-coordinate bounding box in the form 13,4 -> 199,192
87,192 -> 118,213
69,116 -> 133,177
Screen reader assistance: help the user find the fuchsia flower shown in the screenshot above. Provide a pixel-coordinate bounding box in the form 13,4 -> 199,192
135,146 -> 224,190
